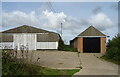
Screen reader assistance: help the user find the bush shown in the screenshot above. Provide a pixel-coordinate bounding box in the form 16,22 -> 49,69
58,36 -> 78,52
2,51 -> 40,75
106,47 -> 118,60
104,35 -> 120,63
2,50 -> 79,76
58,36 -> 65,50
61,45 -> 78,52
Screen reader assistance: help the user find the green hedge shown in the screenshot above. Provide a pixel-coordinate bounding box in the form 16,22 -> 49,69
104,35 -> 120,64
58,36 -> 78,52
60,45 -> 78,52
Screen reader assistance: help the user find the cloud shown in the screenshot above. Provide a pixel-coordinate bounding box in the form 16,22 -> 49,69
3,10 -> 113,32
2,10 -> 84,32
92,6 -> 102,14
89,12 -> 113,31
41,10 -> 67,29
110,4 -> 118,11
2,11 -> 40,28
41,10 -> 85,34
91,6 -> 114,31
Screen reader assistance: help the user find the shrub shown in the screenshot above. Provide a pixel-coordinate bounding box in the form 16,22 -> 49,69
61,45 -> 78,52
58,36 -> 65,50
106,47 -> 118,60
58,36 -> 78,52
105,35 -> 120,62
2,50 -> 40,75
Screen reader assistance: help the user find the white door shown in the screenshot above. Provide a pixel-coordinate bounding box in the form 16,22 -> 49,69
13,33 -> 36,50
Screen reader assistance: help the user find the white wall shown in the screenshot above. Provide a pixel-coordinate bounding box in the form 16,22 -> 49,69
0,42 -> 13,49
1,33 -> 58,50
13,33 -> 36,50
37,42 -> 58,49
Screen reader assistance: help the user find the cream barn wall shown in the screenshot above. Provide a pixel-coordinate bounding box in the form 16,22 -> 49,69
0,33 -> 58,50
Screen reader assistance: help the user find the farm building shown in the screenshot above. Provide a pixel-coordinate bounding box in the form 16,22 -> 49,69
70,26 -> 107,54
0,25 -> 60,50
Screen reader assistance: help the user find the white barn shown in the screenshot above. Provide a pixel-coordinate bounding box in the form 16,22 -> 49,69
0,25 -> 60,50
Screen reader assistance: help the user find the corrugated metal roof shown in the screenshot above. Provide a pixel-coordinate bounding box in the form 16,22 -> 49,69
78,26 -> 106,36
2,25 -> 50,33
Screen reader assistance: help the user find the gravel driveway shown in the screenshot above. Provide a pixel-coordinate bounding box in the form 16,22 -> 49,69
17,51 -> 118,75
24,50 -> 81,69
73,53 -> 118,75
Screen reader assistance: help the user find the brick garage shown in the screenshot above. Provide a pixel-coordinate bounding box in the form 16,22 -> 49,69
70,26 -> 106,54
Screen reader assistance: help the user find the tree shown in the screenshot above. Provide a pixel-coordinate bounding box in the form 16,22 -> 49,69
105,35 -> 120,62
58,36 -> 65,50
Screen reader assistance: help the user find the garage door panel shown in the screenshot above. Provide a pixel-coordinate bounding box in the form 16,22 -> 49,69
83,38 -> 100,53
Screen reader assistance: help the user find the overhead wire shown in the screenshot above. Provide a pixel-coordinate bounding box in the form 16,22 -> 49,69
46,0 -> 63,37
46,0 -> 56,13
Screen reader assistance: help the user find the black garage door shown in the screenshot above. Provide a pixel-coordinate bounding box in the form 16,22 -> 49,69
83,37 -> 100,53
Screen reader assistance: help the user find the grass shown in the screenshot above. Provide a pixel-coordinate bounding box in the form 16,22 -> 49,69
41,68 -> 80,75
2,50 -> 80,76
2,61 -> 80,76
100,56 -> 120,65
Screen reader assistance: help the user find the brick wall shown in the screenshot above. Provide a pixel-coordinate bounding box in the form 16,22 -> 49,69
100,37 -> 106,54
77,37 -> 83,53
75,37 -> 106,53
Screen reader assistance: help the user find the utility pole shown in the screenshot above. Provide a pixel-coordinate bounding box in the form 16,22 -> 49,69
61,23 -> 63,37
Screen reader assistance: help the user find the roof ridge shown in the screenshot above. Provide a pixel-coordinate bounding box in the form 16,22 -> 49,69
78,26 -> 106,36
2,25 -> 51,33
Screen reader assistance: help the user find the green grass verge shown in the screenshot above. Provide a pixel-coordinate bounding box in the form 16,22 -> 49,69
2,61 -> 80,76
100,56 -> 120,65
2,50 -> 80,76
41,68 -> 79,75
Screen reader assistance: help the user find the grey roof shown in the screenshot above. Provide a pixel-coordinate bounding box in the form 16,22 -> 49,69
2,25 -> 50,33
78,26 -> 106,36
0,25 -> 60,42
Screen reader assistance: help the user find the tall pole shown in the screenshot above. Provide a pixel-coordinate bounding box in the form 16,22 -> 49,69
61,23 -> 62,37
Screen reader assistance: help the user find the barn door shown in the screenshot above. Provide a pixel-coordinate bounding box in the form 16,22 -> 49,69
13,34 -> 36,50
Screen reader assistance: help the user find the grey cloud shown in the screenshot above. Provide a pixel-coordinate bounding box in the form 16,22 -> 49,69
89,12 -> 113,31
110,4 -> 118,11
79,19 -> 89,26
92,6 -> 102,14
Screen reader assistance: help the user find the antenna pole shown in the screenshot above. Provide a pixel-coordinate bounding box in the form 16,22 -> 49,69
61,23 -> 62,37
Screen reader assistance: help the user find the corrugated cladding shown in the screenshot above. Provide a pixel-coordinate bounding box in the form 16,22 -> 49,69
37,33 -> 59,42
0,34 -> 13,42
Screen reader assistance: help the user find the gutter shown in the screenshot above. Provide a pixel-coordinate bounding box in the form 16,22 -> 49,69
77,36 -> 109,38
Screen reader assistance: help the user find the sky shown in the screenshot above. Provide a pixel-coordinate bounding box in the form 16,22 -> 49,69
1,2 -> 118,44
